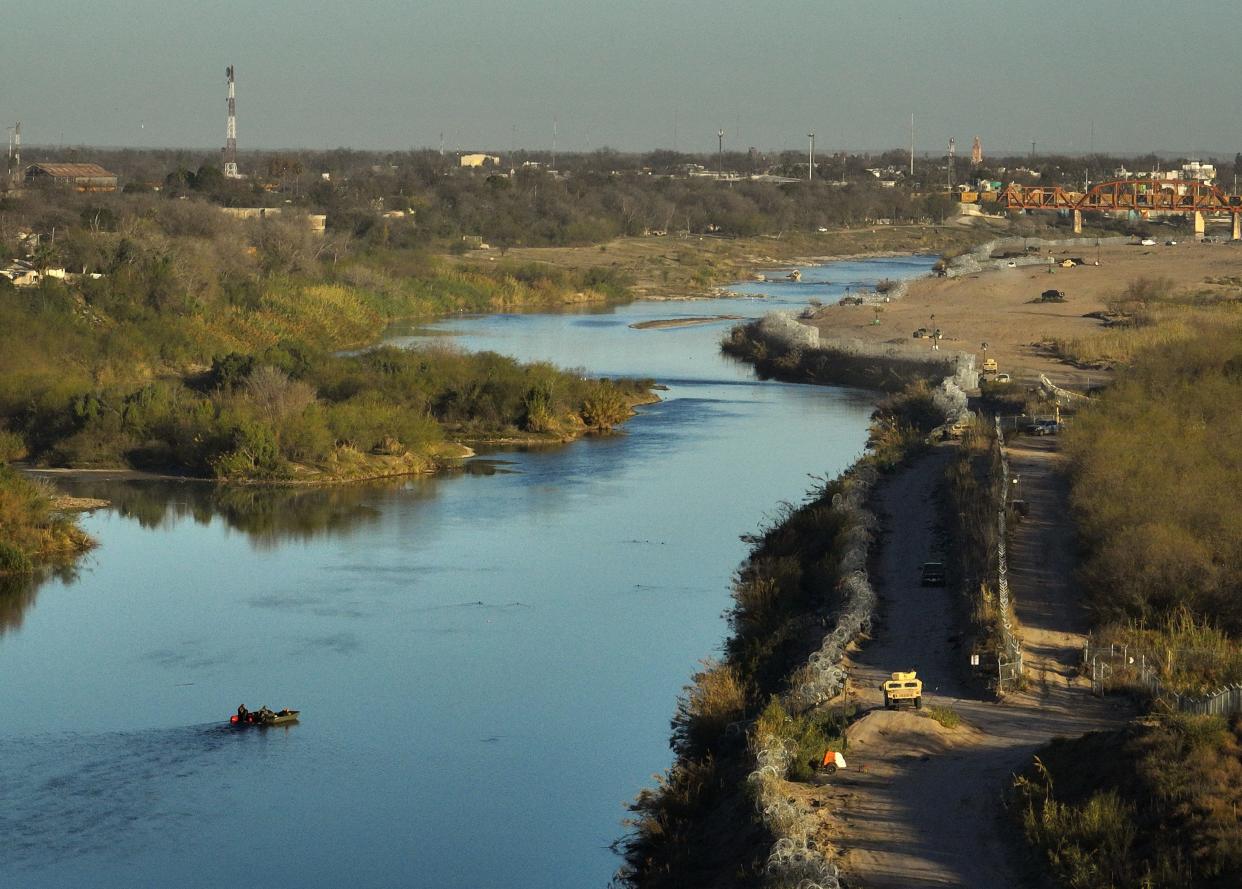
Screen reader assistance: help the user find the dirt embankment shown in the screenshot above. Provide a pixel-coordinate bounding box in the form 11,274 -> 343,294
816,439 -> 1127,889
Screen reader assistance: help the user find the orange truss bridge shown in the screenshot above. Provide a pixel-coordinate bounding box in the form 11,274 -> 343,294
991,179 -> 1242,238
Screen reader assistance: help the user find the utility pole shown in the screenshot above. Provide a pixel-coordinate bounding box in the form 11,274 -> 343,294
552,116 -> 558,170
909,113 -> 915,177
808,131 -> 815,182
717,128 -> 725,179
5,121 -> 18,186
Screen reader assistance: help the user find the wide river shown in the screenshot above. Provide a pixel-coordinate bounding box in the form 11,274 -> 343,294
0,255 -> 934,887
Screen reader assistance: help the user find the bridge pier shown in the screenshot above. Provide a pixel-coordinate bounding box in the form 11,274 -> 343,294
1233,214 -> 1241,241
1072,209 -> 1082,234
1194,211 -> 1206,240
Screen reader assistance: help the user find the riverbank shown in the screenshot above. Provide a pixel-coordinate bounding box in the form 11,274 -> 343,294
0,465 -> 95,575
721,312 -> 972,394
470,225 -> 995,300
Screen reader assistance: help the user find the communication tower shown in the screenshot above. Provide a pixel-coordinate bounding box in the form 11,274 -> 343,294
6,121 -> 19,186
971,135 -> 982,167
947,138 -> 956,190
223,66 -> 239,179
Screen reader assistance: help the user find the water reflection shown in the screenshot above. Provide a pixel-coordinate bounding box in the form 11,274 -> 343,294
0,566 -> 78,637
49,478 -> 424,547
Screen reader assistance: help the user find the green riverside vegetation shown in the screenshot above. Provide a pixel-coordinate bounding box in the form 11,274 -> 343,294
0,465 -> 93,574
0,193 -> 647,485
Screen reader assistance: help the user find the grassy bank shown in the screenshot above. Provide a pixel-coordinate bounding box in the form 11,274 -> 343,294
0,464 -> 93,574
488,225 -> 989,299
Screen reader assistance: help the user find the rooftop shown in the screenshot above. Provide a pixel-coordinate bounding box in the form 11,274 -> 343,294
28,162 -> 117,178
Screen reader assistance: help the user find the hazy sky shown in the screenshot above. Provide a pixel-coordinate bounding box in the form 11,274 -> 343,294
3,0 -> 1238,156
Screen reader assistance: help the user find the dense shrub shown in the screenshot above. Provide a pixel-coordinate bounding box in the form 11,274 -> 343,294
1066,321 -> 1242,631
1014,715 -> 1242,888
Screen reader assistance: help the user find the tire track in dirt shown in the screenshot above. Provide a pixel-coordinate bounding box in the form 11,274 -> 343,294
817,441 -> 1127,889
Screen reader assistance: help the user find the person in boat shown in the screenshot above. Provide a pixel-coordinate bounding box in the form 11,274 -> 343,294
258,705 -> 275,723
237,704 -> 249,723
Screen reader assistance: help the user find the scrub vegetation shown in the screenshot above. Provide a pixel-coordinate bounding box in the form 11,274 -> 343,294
1053,276 -> 1242,369
1065,316 -> 1242,633
1012,715 -> 1242,888
1016,277 -> 1242,889
943,424 -> 1012,681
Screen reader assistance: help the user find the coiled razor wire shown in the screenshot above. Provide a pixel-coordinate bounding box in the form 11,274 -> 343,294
747,467 -> 880,889
750,380 -> 968,889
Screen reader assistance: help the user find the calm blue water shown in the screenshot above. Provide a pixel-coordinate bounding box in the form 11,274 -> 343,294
0,256 -> 934,888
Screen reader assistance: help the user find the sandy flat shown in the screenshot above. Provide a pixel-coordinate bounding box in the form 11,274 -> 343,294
806,239 -> 1242,389
628,315 -> 741,329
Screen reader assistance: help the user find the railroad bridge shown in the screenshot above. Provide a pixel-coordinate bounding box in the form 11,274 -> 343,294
975,179 -> 1242,239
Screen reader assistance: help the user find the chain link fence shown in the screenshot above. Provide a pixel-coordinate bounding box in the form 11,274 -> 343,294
1083,641 -> 1242,717
994,417 -> 1024,692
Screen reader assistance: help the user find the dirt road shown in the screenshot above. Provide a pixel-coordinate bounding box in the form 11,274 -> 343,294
1006,436 -> 1093,691
820,441 -> 1125,888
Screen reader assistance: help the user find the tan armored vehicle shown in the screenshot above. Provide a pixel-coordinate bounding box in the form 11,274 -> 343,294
882,671 -> 923,710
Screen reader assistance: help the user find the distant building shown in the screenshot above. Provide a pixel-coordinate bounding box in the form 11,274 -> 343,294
1113,163 -> 1215,194
25,162 -> 118,192
221,207 -> 283,220
459,153 -> 501,168
1,260 -> 66,287
1,260 -> 40,287
221,206 -> 326,234
1181,161 -> 1216,184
